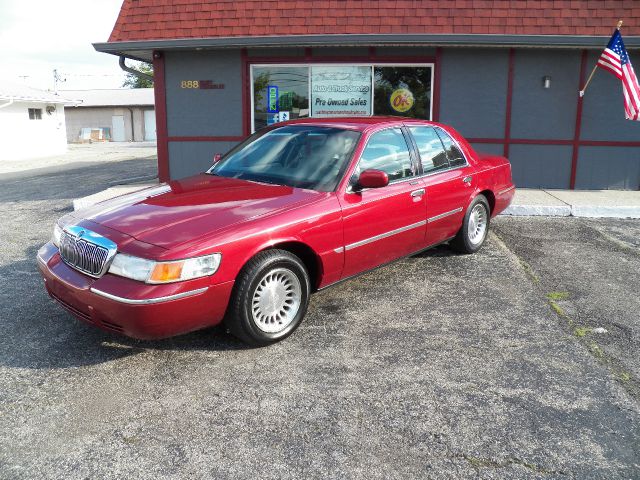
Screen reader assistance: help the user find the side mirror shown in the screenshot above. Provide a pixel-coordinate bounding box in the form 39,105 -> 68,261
357,169 -> 389,189
212,153 -> 222,164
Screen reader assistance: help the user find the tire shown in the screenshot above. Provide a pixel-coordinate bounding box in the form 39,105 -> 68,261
225,249 -> 310,346
450,194 -> 490,254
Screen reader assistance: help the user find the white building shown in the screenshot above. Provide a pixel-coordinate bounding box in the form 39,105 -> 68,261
62,88 -> 155,143
0,81 -> 72,161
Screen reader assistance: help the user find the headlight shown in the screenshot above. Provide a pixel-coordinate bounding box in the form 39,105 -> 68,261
52,224 -> 63,247
108,253 -> 221,284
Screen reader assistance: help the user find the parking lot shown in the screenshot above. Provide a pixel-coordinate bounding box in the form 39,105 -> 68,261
0,151 -> 638,478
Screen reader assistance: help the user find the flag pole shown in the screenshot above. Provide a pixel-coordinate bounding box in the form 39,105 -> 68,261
580,20 -> 623,97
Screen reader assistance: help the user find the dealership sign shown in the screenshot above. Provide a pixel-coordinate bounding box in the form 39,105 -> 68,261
311,66 -> 371,117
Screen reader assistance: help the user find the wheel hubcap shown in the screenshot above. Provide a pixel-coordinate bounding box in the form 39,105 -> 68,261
468,204 -> 487,245
251,268 -> 302,333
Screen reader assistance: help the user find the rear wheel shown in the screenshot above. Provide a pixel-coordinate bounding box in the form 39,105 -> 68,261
225,249 -> 310,346
451,194 -> 490,254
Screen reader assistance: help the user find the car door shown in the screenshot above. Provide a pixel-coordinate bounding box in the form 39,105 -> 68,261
407,125 -> 475,246
338,127 -> 426,279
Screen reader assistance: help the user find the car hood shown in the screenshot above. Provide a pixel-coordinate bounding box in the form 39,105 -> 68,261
76,174 -> 322,249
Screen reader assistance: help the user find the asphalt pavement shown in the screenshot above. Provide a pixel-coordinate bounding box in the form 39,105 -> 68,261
0,153 -> 639,479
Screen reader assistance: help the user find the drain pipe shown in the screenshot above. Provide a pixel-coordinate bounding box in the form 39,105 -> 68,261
119,56 -> 153,82
127,107 -> 135,141
0,98 -> 14,109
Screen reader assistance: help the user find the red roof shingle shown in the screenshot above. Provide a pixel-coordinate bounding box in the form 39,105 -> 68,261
108,0 -> 640,42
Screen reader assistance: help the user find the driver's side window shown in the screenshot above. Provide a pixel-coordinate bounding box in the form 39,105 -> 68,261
358,128 -> 414,182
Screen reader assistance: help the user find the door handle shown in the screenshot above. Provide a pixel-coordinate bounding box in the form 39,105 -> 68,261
410,188 -> 425,197
462,175 -> 472,184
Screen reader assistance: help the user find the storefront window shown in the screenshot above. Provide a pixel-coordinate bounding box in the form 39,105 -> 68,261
251,64 -> 433,132
252,66 -> 309,131
373,66 -> 432,119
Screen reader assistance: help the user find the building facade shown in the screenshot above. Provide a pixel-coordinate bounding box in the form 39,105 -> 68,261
62,88 -> 156,143
95,1 -> 640,189
0,81 -> 70,161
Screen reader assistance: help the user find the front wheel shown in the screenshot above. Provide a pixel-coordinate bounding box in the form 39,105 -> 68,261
450,194 -> 490,254
225,249 -> 310,346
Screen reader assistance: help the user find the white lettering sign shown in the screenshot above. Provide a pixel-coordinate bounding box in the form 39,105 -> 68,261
311,66 -> 372,118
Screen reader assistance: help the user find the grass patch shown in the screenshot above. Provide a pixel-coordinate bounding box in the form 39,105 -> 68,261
574,326 -> 592,338
518,259 -> 539,283
546,291 -> 570,301
589,341 -> 604,359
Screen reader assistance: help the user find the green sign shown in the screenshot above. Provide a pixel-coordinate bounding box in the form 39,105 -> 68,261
267,85 -> 278,113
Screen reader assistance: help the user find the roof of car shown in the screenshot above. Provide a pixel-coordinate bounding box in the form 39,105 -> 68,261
280,116 -> 436,131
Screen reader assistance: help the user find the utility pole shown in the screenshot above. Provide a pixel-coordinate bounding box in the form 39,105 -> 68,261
53,69 -> 66,94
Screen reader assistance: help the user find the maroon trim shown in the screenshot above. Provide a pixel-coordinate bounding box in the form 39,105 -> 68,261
432,47 -> 442,121
570,49 -> 588,189
243,55 -> 436,64
579,140 -> 640,147
467,137 -> 640,147
241,48 -> 250,137
152,51 -> 170,183
504,48 -> 515,158
168,136 -> 245,142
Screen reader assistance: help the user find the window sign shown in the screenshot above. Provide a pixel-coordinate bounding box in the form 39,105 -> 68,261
311,66 -> 372,117
267,85 -> 279,113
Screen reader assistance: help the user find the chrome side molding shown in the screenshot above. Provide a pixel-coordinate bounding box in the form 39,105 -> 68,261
344,220 -> 427,251
90,287 -> 208,305
427,207 -> 463,223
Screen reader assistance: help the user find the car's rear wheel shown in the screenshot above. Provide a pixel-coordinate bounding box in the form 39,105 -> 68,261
225,249 -> 310,346
451,194 -> 490,254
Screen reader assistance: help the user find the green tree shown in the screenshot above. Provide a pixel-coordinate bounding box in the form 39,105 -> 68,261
122,61 -> 153,88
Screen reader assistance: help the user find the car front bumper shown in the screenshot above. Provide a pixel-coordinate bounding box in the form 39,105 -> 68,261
37,243 -> 234,340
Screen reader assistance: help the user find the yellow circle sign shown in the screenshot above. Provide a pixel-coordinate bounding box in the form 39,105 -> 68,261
390,88 -> 414,113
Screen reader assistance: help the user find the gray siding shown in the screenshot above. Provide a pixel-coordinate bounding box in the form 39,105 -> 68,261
510,50 -> 580,140
575,146 -> 640,190
439,48 -> 508,138
165,50 -> 243,137
470,143 -> 504,156
509,144 -> 573,189
168,141 -> 237,180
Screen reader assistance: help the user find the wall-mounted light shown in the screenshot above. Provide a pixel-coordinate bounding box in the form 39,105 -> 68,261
543,75 -> 552,89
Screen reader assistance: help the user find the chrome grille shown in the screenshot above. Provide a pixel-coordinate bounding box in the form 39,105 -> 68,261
58,226 -> 117,278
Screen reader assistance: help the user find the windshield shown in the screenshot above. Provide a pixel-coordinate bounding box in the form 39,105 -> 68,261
207,125 -> 361,192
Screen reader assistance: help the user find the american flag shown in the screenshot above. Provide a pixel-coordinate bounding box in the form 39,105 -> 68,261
596,29 -> 640,121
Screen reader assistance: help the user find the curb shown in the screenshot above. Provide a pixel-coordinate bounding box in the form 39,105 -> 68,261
501,204 -> 640,218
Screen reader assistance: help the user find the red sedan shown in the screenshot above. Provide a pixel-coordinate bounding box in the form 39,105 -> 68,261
37,117 -> 515,345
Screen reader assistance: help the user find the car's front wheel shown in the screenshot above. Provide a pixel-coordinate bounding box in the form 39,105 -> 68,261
225,249 -> 310,346
451,194 -> 490,254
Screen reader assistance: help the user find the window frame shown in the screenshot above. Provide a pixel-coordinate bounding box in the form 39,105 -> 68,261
348,126 -> 419,189
28,108 -> 43,120
249,63 -> 435,134
405,124 -> 470,178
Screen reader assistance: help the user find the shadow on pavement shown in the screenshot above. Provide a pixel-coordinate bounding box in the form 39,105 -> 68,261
0,246 -> 248,371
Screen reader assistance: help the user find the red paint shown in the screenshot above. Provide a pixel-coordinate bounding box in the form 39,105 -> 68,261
467,138 -> 640,148
152,51 -> 170,182
504,48 -> 515,158
38,117 -> 514,340
240,47 -> 250,136
432,47 -> 442,121
570,49 -> 588,190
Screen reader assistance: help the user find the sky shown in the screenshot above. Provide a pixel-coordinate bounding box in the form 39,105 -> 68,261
0,0 -> 130,92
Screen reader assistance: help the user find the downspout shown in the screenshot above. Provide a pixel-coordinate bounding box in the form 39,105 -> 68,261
0,98 -> 14,109
119,56 -> 153,82
127,107 -> 135,141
